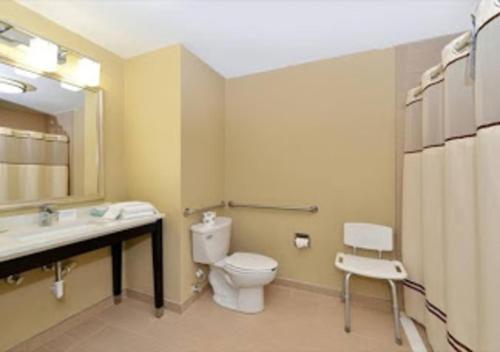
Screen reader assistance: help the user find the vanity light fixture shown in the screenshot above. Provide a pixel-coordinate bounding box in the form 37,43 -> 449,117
14,67 -> 40,79
75,57 -> 100,87
60,82 -> 82,92
0,77 -> 28,94
26,37 -> 58,73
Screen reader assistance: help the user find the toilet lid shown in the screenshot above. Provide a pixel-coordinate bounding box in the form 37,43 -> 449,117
225,252 -> 278,271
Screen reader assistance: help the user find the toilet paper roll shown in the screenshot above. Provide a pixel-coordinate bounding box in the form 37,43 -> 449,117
294,237 -> 310,249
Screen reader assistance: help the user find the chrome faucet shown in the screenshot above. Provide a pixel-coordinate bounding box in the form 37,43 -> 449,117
39,204 -> 59,226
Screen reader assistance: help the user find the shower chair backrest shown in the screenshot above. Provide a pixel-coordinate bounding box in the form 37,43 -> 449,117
343,223 -> 393,257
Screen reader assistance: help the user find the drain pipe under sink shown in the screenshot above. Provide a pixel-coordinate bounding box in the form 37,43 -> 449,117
46,261 -> 77,299
52,261 -> 64,299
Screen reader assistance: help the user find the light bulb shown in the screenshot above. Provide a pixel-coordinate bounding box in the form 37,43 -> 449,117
75,57 -> 100,87
27,38 -> 58,72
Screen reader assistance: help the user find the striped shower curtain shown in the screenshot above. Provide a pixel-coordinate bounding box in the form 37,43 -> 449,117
402,87 -> 425,325
442,32 -> 477,352
420,65 -> 448,352
474,1 -> 500,351
401,1 -> 500,350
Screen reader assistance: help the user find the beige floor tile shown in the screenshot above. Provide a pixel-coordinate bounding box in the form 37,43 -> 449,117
73,326 -> 164,352
348,305 -> 402,343
64,319 -> 107,341
43,333 -> 80,352
64,347 -> 91,352
92,302 -> 160,335
31,285 -> 413,352
40,317 -> 108,352
27,347 -> 51,352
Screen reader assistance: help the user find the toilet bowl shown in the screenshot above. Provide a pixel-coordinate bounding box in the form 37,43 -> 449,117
191,217 -> 278,313
210,252 -> 278,313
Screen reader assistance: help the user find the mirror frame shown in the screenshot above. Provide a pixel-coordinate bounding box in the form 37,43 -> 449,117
0,22 -> 105,212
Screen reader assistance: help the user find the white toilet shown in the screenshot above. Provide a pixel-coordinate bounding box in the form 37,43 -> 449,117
191,217 -> 278,313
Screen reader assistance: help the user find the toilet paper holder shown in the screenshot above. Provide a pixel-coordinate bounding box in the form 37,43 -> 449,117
294,233 -> 311,249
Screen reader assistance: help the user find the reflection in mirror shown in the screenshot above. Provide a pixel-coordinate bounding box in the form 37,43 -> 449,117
0,61 -> 101,205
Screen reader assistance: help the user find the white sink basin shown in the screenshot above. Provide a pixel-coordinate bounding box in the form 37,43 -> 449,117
2,220 -> 104,244
15,224 -> 94,243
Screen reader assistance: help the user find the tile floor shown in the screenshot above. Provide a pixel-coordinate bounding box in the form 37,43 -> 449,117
27,285 -> 412,352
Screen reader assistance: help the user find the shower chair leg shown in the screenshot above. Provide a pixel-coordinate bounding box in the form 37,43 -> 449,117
388,279 -> 402,345
343,272 -> 352,333
341,274 -> 345,303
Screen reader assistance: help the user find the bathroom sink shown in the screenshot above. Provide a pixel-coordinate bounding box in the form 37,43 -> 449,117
15,224 -> 94,243
0,204 -> 164,264
2,220 -> 103,244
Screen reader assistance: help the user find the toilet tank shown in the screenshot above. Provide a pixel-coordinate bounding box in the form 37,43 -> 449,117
191,217 -> 232,264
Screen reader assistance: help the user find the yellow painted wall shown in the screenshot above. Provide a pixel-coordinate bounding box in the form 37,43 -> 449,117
123,46 -> 226,304
123,45 -> 183,303
0,1 -> 127,350
225,49 -> 396,299
180,47 -> 225,300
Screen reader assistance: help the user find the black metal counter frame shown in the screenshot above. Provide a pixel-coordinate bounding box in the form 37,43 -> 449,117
0,218 -> 164,318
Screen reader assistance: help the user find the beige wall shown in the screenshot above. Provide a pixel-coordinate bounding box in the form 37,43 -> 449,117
123,45 -> 183,303
180,47 -> 225,301
0,1 -> 127,350
225,49 -> 396,299
123,46 -> 225,304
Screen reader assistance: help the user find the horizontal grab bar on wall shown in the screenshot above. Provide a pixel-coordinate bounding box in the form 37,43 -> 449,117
183,201 -> 225,217
227,201 -> 319,214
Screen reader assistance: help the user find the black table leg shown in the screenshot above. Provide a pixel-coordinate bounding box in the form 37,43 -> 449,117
152,219 -> 164,318
111,242 -> 122,304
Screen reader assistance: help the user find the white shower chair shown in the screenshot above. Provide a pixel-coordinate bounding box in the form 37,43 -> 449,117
335,223 -> 407,345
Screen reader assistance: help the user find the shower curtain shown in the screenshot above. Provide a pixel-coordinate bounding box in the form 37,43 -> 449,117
420,65 -> 448,352
402,87 -> 425,325
401,1 -> 500,350
442,33 -> 477,352
0,127 -> 69,202
474,1 -> 500,351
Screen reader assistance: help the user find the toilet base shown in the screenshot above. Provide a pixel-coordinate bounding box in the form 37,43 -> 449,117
209,267 -> 265,314
213,286 -> 264,314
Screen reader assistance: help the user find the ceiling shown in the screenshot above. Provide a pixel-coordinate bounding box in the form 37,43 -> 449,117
16,0 -> 477,78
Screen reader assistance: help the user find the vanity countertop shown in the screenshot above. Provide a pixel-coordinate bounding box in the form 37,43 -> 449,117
0,205 -> 163,263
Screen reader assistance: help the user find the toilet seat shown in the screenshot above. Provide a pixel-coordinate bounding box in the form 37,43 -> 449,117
224,252 -> 278,273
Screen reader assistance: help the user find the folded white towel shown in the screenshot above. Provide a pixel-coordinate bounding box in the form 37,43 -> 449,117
103,201 -> 158,220
121,204 -> 157,215
120,211 -> 157,220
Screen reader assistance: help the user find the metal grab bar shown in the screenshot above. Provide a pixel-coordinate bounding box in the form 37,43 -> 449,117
227,201 -> 319,214
183,201 -> 225,217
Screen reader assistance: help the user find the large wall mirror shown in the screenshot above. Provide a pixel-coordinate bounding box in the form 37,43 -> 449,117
0,20 -> 103,211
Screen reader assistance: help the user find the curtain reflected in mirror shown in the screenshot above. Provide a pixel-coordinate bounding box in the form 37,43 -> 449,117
0,61 -> 101,205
